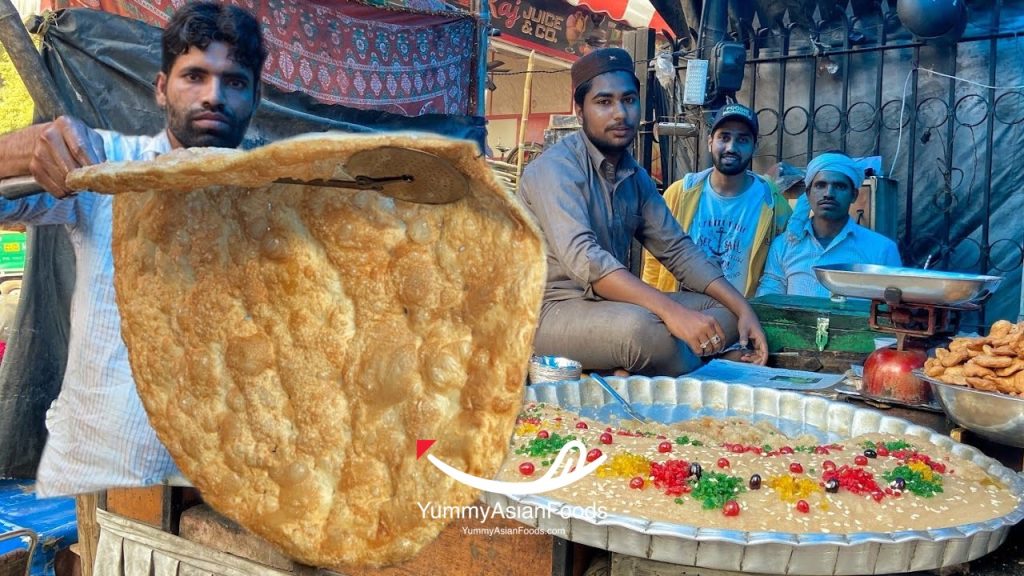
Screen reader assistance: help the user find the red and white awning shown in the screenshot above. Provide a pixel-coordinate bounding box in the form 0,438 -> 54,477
566,0 -> 671,35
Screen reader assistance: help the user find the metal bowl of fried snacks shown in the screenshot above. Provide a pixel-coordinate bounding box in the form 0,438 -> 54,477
917,370 -> 1024,448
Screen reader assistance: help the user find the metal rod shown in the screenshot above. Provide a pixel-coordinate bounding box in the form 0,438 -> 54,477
775,28 -> 789,162
984,0 -> 1001,328
0,0 -> 66,119
474,0 -> 490,118
943,42 -> 957,271
806,43 -> 817,164
0,527 -> 37,576
515,50 -> 535,185
903,48 -> 920,250
873,25 -> 886,157
840,17 -> 851,153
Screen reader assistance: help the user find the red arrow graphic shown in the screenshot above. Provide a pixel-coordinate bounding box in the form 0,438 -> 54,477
416,439 -> 436,460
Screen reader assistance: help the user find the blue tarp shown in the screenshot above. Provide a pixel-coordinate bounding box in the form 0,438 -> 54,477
0,480 -> 76,576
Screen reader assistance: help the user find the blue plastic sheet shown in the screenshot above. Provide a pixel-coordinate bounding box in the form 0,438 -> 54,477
0,480 -> 77,576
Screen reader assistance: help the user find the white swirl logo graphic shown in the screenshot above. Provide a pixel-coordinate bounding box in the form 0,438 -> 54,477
418,439 -> 607,496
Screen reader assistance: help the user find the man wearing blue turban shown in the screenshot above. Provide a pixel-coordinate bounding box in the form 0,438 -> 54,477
755,152 -> 901,297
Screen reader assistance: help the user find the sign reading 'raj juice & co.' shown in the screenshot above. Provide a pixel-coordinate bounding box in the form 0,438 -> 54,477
454,0 -> 624,61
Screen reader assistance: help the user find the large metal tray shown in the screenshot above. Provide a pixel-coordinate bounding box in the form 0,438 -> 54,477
813,264 -> 1002,306
482,377 -> 1024,575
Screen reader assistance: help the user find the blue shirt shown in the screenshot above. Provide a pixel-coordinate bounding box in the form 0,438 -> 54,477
756,215 -> 902,298
0,130 -> 177,497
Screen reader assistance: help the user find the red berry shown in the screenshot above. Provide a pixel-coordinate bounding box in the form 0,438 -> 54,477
871,491 -> 885,502
822,460 -> 836,472
586,448 -> 603,463
814,446 -> 830,455
717,457 -> 730,469
780,446 -> 794,455
723,500 -> 740,516
537,430 -> 549,439
575,421 -> 589,429
604,427 -> 613,432
796,500 -> 810,513
789,462 -> 804,474
656,435 -> 667,440
658,441 -> 672,453
600,432 -> 614,445
629,476 -> 645,489
854,455 -> 868,466
519,462 -> 535,476
876,447 -> 889,457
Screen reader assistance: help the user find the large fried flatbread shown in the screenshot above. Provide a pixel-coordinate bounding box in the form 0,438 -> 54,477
67,133 -> 546,568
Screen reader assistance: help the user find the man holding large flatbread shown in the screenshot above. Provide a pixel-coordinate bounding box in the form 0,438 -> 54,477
0,1 -> 267,496
519,48 -> 769,376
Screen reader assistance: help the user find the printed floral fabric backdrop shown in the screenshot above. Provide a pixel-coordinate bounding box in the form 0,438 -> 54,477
43,0 -> 478,116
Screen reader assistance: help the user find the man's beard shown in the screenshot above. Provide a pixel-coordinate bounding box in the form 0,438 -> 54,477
583,123 -> 633,157
712,152 -> 749,176
166,105 -> 248,149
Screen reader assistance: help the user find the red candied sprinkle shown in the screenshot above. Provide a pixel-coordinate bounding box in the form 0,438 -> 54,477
723,500 -> 740,516
658,441 -> 673,453
930,461 -> 947,474
554,417 -> 562,422
656,435 -> 667,440
519,462 -> 535,476
537,430 -> 549,439
629,476 -> 645,489
892,450 -> 909,459
796,500 -> 810,513
780,446 -> 794,455
871,491 -> 885,502
884,487 -> 894,495
717,458 -> 730,469
789,462 -> 804,474
822,460 -> 837,472
586,448 -> 603,463
519,416 -> 541,425
605,427 -> 613,432
575,421 -> 589,429
854,455 -> 868,466
814,446 -> 830,455
822,465 -> 883,496
650,459 -> 691,495
876,447 -> 889,457
599,432 -> 614,445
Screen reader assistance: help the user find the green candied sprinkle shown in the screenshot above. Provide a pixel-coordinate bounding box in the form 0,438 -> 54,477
675,436 -> 691,445
883,465 -> 943,498
794,445 -> 816,453
674,498 -> 685,505
515,433 -> 577,457
541,460 -> 551,467
762,444 -> 772,452
865,439 -> 914,452
691,440 -> 704,447
691,472 -> 746,510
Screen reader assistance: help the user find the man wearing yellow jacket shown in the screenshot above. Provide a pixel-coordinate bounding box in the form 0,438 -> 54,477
643,104 -> 791,297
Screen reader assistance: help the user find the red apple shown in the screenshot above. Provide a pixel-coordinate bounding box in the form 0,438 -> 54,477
863,346 -> 930,405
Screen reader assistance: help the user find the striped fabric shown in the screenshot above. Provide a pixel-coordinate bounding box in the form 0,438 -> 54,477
0,130 -> 178,497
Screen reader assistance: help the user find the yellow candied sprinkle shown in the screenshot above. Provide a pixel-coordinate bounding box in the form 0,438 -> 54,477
596,452 -> 651,479
908,461 -> 935,481
515,423 -> 540,436
767,475 -> 823,502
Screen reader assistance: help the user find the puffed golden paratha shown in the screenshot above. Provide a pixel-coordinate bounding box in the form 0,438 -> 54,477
67,132 -> 546,568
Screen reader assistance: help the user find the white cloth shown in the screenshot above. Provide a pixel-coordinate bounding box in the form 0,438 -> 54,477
0,130 -> 178,497
688,177 -> 766,294
756,216 -> 902,298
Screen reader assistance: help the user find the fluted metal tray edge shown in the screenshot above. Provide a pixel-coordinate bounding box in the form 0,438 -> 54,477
484,376 -> 1024,575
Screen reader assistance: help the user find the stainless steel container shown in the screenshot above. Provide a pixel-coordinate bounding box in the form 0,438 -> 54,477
917,370 -> 1024,448
484,377 -> 1024,575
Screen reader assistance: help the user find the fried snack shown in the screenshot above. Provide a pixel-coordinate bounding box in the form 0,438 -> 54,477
927,321 -> 1024,397
67,133 -> 546,568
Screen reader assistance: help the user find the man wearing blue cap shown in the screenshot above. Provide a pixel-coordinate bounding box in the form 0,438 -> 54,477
756,151 -> 901,297
518,48 -> 768,376
644,103 -> 791,298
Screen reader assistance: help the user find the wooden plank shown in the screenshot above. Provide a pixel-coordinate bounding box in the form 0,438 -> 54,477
104,487 -> 165,528
179,503 -> 559,575
75,493 -> 100,576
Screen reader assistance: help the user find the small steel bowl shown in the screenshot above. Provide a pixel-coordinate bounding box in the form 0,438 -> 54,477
916,369 -> 1024,447
528,355 -> 582,385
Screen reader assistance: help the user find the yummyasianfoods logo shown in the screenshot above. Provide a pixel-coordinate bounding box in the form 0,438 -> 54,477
416,438 -> 607,495
417,501 -> 608,523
